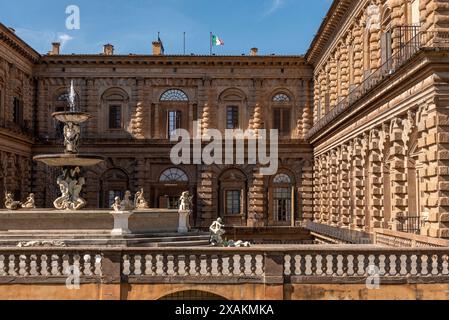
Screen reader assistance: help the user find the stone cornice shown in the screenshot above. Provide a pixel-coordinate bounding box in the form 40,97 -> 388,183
305,0 -> 355,66
40,55 -> 307,67
0,23 -> 41,64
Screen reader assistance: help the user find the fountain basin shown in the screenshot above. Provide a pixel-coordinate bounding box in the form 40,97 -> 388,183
33,154 -> 105,167
52,111 -> 92,124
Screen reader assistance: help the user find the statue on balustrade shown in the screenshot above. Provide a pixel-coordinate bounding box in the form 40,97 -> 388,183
4,192 -> 21,210
179,191 -> 193,211
22,193 -> 36,209
134,188 -> 149,210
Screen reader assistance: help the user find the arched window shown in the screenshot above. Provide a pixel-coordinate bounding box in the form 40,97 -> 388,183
271,173 -> 293,224
159,168 -> 189,183
160,89 -> 189,102
272,93 -> 291,102
101,88 -> 129,131
271,92 -> 293,138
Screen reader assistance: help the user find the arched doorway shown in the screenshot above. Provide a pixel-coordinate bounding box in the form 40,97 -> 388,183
159,290 -> 227,300
100,168 -> 130,208
156,168 -> 189,209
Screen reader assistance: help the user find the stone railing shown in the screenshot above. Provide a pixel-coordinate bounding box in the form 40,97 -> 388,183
0,246 -> 448,285
374,229 -> 449,248
303,221 -> 373,244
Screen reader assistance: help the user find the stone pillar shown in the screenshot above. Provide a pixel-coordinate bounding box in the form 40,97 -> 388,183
313,157 -> 322,222
313,75 -> 320,123
340,144 -> 352,228
329,57 -> 338,108
248,169 -> 265,227
369,129 -> 385,229
198,167 -> 215,228
154,103 -> 160,139
340,38 -> 349,98
303,80 -> 313,137
300,160 -> 314,222
321,154 -> 330,224
390,0 -> 404,55
352,136 -> 368,230
329,149 -> 340,226
353,22 -> 364,86
86,79 -> 97,137
389,117 -> 408,231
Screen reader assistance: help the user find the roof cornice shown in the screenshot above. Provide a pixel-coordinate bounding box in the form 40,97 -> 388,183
305,0 -> 355,66
0,23 -> 41,63
39,54 -> 308,67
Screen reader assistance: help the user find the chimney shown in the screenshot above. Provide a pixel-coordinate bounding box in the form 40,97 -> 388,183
250,48 -> 259,56
152,41 -> 163,55
103,44 -> 114,56
50,42 -> 61,55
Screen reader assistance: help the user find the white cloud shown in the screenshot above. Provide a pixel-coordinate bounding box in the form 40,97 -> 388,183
58,33 -> 74,48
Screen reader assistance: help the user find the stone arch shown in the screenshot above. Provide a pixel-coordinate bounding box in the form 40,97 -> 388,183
160,89 -> 189,102
156,167 -> 190,209
157,289 -> 228,300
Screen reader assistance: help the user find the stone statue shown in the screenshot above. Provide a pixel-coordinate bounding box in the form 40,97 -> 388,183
120,191 -> 134,211
179,191 -> 193,211
54,167 -> 87,210
4,192 -> 21,210
111,196 -> 122,212
63,122 -> 80,154
134,188 -> 149,210
209,218 -> 226,246
21,193 -> 36,209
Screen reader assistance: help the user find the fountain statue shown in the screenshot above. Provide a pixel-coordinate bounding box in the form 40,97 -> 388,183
33,81 -> 104,210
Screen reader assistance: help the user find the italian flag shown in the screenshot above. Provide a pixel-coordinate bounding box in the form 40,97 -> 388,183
212,35 -> 224,46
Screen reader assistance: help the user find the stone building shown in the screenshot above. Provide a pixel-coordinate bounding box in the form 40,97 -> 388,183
0,23 -> 314,229
1,0 -> 449,239
306,0 -> 449,239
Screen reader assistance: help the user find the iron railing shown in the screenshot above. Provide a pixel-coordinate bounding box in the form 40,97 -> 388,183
306,28 -> 449,140
397,216 -> 424,235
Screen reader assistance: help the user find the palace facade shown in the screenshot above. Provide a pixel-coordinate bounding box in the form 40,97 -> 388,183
1,0 -> 449,238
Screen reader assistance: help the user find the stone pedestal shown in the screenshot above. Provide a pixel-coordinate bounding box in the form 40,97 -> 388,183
178,210 -> 191,233
110,211 -> 134,236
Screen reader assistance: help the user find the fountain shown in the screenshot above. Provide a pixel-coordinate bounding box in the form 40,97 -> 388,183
33,81 -> 105,210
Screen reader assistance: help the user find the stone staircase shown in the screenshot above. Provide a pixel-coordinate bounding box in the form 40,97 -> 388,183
0,230 -> 211,247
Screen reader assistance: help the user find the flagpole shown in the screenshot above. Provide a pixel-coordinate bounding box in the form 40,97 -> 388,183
210,32 -> 212,55
183,32 -> 186,55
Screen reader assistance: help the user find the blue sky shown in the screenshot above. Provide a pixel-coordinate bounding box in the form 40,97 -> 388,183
1,0 -> 332,55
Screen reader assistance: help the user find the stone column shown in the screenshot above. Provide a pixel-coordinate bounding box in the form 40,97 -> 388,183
313,75 -> 320,123
389,117 -> 408,231
313,157 -> 322,222
248,169 -> 265,227
353,22 -> 364,86
340,144 -> 352,228
300,160 -> 314,222
303,80 -> 313,137
329,149 -> 340,226
352,136 -> 368,230
369,129 -> 385,229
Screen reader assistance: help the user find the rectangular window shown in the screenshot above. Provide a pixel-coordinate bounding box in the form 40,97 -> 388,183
109,105 -> 122,129
168,110 -> 182,137
225,190 -> 241,215
273,108 -> 291,137
226,106 -> 239,129
13,97 -> 23,125
274,188 -> 291,222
